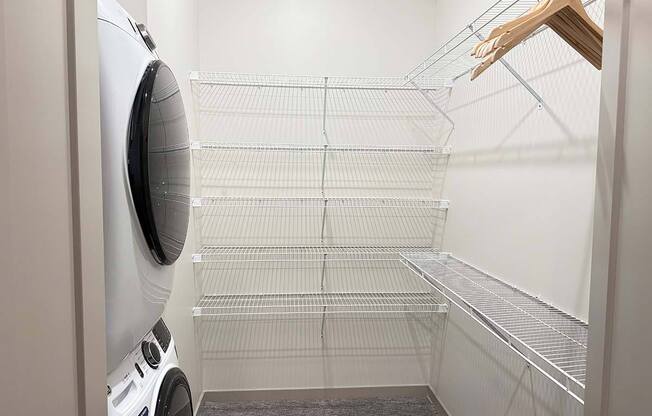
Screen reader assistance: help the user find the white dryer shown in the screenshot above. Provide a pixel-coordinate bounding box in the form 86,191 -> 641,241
97,0 -> 191,372
107,319 -> 193,416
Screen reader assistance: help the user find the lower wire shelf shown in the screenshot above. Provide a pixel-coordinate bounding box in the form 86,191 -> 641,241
193,292 -> 449,317
402,251 -> 588,400
192,245 -> 438,263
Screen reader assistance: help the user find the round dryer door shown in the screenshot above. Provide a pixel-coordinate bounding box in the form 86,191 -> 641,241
128,60 -> 190,265
155,368 -> 193,416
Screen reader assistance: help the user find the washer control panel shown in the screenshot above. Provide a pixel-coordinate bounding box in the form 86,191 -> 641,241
106,319 -> 176,415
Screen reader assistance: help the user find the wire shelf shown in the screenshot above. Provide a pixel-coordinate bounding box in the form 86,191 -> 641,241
193,196 -> 447,247
194,245 -> 438,263
192,141 -> 451,153
193,196 -> 449,209
192,142 -> 450,199
193,292 -> 448,317
190,71 -> 453,338
402,251 -> 587,398
190,72 -> 453,147
406,0 -> 603,85
195,246 -> 440,298
190,72 -> 450,91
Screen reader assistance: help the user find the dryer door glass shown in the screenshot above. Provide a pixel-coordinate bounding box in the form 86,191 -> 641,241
155,368 -> 192,416
128,60 -> 190,265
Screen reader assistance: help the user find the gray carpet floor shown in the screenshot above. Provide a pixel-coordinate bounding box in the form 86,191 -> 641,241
197,396 -> 448,416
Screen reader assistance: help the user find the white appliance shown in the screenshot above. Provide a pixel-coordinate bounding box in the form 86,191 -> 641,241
97,0 -> 191,373
107,319 -> 193,416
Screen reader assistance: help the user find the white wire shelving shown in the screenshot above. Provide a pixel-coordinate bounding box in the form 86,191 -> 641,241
406,0 -> 604,106
192,196 -> 449,208
190,72 -> 454,148
194,246 -> 443,314
193,292 -> 449,317
402,251 -> 587,401
192,142 -> 451,153
190,71 -> 452,336
193,245 -> 437,264
192,142 -> 450,199
190,72 -> 450,91
191,196 -> 448,247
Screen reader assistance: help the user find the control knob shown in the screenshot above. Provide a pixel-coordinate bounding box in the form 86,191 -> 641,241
141,341 -> 161,369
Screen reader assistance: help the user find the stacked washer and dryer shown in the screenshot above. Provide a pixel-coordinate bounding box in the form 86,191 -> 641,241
98,1 -> 193,415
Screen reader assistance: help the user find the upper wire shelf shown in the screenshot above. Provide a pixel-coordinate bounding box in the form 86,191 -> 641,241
190,72 -> 453,148
193,292 -> 448,317
406,0 -> 603,85
402,251 -> 587,400
190,72 -> 450,90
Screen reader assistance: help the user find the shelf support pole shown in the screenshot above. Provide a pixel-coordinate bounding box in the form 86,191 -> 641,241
320,76 -> 329,339
468,25 -> 545,110
322,76 -> 329,144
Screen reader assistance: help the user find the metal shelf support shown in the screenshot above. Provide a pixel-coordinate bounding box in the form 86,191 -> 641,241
320,76 -> 329,338
409,81 -> 456,128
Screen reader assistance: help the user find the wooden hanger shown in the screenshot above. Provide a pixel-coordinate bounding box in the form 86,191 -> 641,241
470,0 -> 603,80
474,0 -> 601,60
472,0 -> 551,57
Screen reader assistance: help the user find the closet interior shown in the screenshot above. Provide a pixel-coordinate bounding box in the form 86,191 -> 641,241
185,0 -> 605,414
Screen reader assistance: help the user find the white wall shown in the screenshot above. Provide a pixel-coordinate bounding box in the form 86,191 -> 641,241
434,0 -> 603,322
585,0 -> 652,414
422,1 -> 604,415
430,307 -> 583,416
197,0 -> 439,76
118,0 -> 147,22
1,0 -> 106,414
1,2 -> 77,414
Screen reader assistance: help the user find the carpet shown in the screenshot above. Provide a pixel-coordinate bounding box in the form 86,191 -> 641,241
197,396 -> 448,416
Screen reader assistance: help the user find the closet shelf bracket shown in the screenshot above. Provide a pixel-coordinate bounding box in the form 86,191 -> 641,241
467,24 -> 545,110
409,80 -> 455,128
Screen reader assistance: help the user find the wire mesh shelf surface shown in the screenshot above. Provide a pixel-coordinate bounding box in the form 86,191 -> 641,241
190,72 -> 449,90
190,71 -> 452,338
193,196 -> 448,247
192,141 -> 451,154
195,246 -> 439,297
191,72 -> 453,147
194,245 -> 438,263
193,291 -> 449,317
193,196 -> 449,209
193,142 -> 450,199
406,0 -> 603,85
402,251 -> 588,398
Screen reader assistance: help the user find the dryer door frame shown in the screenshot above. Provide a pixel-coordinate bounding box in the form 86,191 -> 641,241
154,368 -> 193,416
127,60 -> 190,266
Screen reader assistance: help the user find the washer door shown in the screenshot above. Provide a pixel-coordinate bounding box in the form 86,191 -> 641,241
155,368 -> 193,416
128,60 -> 190,265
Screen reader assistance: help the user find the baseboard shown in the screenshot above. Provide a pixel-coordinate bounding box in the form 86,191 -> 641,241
199,385 -> 434,406
427,385 -> 452,416
193,390 -> 205,416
